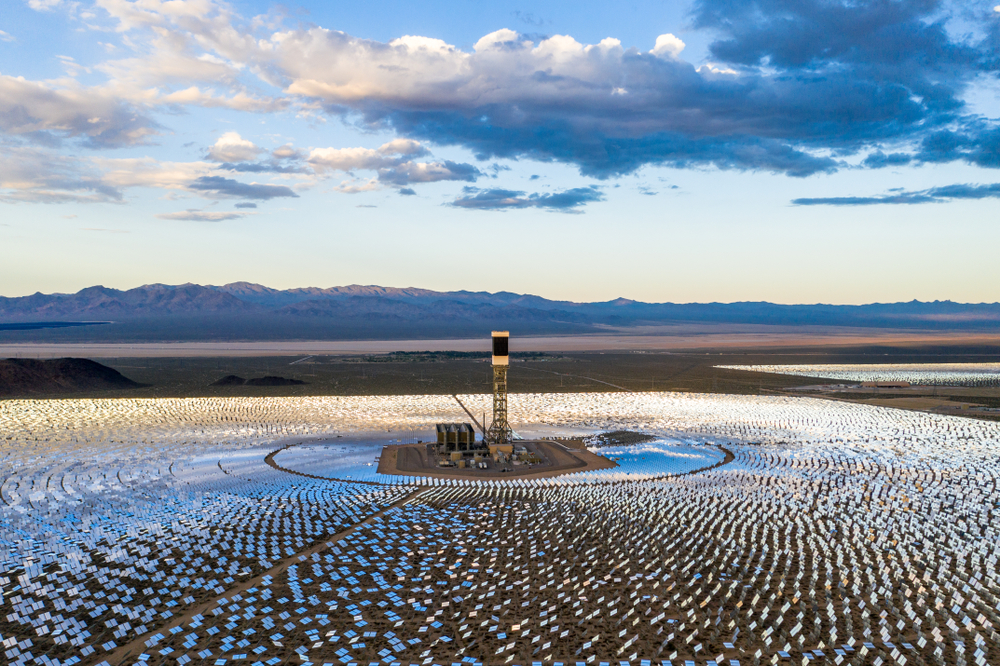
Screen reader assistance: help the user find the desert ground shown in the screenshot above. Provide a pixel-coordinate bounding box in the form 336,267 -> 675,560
3,323 -> 1000,358
5,339 -> 1000,423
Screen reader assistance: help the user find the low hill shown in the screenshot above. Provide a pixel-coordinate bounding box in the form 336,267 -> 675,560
0,358 -> 141,397
211,375 -> 247,386
210,375 -> 306,387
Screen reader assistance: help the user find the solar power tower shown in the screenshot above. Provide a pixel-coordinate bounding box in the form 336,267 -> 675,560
486,331 -> 513,445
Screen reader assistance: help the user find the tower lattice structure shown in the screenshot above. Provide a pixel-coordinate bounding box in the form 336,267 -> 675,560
487,364 -> 512,445
487,331 -> 512,445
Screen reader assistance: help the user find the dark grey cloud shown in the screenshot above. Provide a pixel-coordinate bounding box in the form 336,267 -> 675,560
398,188 -> 417,196
234,202 -> 257,209
793,182 -> 1000,206
686,0 -> 1000,171
450,185 -> 603,212
861,151 -> 913,169
692,0 -> 979,78
911,126 -> 1000,168
366,94 -> 843,179
188,176 -> 299,200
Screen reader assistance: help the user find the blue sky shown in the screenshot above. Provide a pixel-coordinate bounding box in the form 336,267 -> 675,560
2,0 -> 1000,304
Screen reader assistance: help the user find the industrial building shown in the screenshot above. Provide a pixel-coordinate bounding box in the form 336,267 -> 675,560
435,423 -> 477,452
432,331 -> 515,467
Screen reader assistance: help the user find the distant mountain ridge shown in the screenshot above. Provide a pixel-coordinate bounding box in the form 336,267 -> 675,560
1,282 -> 998,342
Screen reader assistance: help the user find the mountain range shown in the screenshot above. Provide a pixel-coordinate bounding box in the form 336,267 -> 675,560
1,282 -> 999,342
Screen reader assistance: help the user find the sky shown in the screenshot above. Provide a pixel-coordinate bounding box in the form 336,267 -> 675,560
2,0 -> 1000,304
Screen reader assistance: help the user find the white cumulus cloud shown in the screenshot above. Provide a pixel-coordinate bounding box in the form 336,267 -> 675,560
651,33 -> 685,58
308,140 -> 429,172
207,132 -> 265,163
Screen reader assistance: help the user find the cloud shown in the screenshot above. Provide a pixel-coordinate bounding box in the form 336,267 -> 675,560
512,11 -> 547,27
156,209 -> 248,221
234,202 -> 257,209
219,161 -> 305,174
450,185 -> 604,212
207,132 -> 265,162
683,0 -> 1000,169
82,227 -> 129,233
333,177 -> 380,194
0,74 -> 159,148
216,144 -> 308,173
861,151 -> 913,169
188,176 -> 299,200
245,0 -> 996,178
309,140 -> 479,188
650,34 -> 685,59
157,88 -> 286,112
398,188 -> 416,196
0,30 -> 14,42
909,125 -> 1000,169
487,163 -> 512,178
82,0 -> 288,116
0,145 -> 124,204
265,25 -> 921,177
94,157 -> 214,191
377,160 -> 480,185
28,0 -> 62,10
7,0 -> 1000,193
0,143 -> 306,206
308,140 -> 429,172
272,145 -> 302,159
792,183 -> 1000,206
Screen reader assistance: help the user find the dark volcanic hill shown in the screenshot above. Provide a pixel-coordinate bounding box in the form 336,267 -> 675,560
211,375 -> 248,386
0,358 -> 142,397
210,375 -> 306,387
2,282 -> 999,342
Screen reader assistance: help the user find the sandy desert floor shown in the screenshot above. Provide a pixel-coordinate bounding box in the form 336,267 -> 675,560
4,324 -> 1000,357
